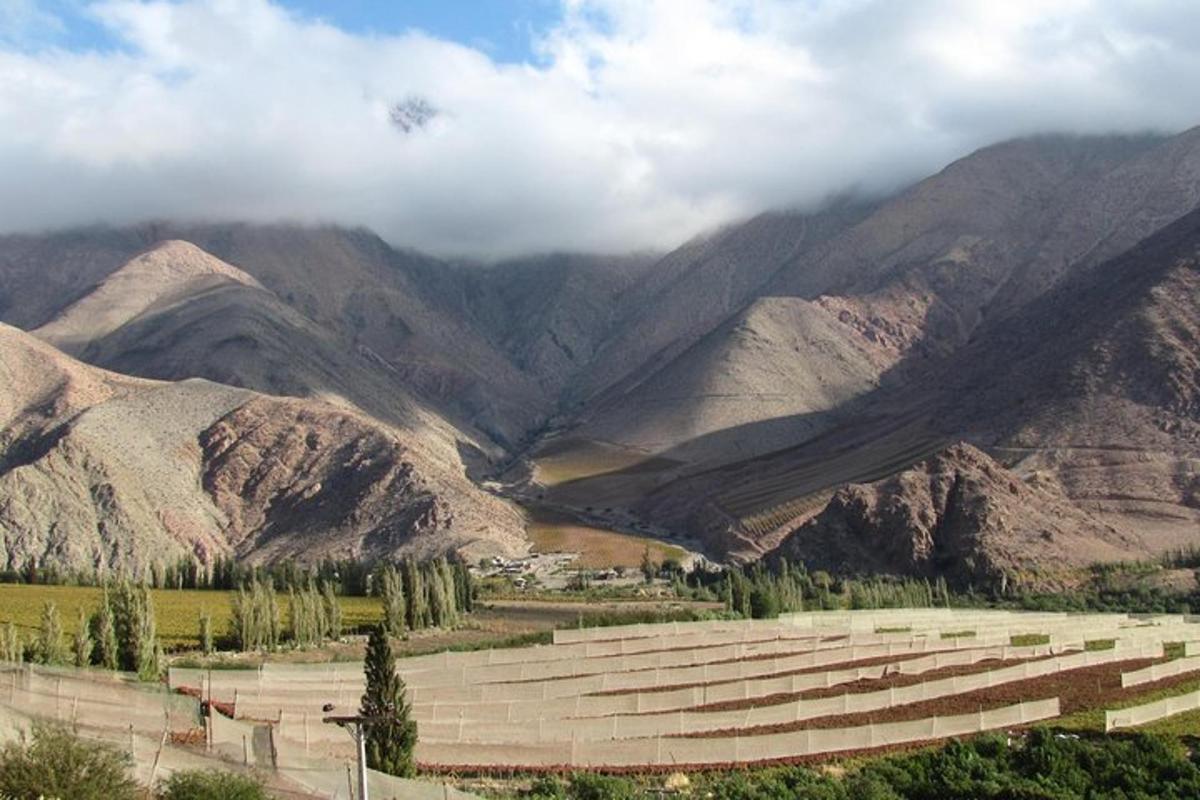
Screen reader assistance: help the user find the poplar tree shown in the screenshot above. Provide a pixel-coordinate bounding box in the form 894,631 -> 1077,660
438,558 -> 459,625
199,609 -> 214,656
36,602 -> 66,666
323,581 -> 343,641
380,565 -> 406,637
265,580 -> 281,649
232,586 -> 255,651
90,588 -> 119,670
401,559 -> 425,630
73,608 -> 92,667
1,622 -> 22,663
452,560 -> 474,613
360,626 -> 417,778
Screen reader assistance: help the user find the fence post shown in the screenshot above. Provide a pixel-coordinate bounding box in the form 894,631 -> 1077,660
149,728 -> 168,785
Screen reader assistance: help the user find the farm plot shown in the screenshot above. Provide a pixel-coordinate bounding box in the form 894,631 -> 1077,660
170,608 -> 1200,771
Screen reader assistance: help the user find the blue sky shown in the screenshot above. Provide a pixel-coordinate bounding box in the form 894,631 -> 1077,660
272,1 -> 562,62
3,0 -> 563,62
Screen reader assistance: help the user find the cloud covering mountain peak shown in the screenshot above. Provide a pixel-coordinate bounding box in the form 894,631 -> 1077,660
2,0 -> 1199,258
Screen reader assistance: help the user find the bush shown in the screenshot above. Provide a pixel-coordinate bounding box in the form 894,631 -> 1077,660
568,772 -> 638,800
157,769 -> 269,800
0,722 -> 139,800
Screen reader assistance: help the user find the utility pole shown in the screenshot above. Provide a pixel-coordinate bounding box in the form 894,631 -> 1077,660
323,711 -> 390,800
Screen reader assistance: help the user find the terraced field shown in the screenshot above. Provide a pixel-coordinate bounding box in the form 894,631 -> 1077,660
167,609 -> 1200,772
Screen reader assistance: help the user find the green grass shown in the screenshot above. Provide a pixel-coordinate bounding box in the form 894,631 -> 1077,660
1085,639 -> 1117,651
1010,633 -> 1051,647
0,584 -> 383,650
940,630 -> 976,639
875,626 -> 912,633
1055,675 -> 1200,734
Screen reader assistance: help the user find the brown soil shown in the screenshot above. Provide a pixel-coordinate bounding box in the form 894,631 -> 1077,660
585,649 -> 962,696
678,654 -> 1054,714
673,657 -> 1182,738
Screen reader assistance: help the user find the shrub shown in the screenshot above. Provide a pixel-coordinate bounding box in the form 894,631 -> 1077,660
0,722 -> 139,800
569,772 -> 638,800
157,769 -> 268,800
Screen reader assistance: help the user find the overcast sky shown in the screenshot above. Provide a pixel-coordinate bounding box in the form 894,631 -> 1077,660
2,0 -> 1200,258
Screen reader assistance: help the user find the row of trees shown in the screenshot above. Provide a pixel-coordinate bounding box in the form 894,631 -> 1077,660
229,558 -> 474,651
229,577 -> 346,651
0,582 -> 163,680
680,560 -> 954,619
1,554 -> 379,596
231,577 -> 345,651
378,557 -> 474,637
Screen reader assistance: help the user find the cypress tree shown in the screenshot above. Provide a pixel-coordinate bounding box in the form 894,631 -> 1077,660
360,626 -> 417,777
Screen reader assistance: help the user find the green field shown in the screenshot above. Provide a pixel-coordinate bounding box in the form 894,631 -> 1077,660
0,584 -> 383,649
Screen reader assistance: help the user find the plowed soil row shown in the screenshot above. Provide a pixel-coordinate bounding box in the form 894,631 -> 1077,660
584,649 -> 967,697
674,657 -> 1177,738
670,654 -> 1054,714
493,639 -> 844,684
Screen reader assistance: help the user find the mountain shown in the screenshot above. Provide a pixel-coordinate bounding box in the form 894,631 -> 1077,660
0,324 -> 525,574
32,240 -> 264,353
774,443 -> 1144,591
1,128 -> 1198,579
538,130 -> 1200,557
548,133 -> 1197,481
660,191 -> 1200,577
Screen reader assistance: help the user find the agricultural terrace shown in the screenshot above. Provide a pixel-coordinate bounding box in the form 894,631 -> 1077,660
156,609 -> 1200,773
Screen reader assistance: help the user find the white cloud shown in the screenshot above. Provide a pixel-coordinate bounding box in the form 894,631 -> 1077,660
1,0 -> 1199,258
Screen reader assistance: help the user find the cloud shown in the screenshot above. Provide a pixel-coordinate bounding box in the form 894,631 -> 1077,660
1,0 -> 1199,258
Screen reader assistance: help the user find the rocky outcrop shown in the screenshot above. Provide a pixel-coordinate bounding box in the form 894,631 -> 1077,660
776,444 -> 1144,591
199,398 -> 514,562
0,324 -> 524,575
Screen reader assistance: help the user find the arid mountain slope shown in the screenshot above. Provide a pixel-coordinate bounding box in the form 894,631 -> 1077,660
33,240 -> 263,353
575,296 -> 883,466
0,225 -> 548,447
552,133 -> 1200,477
27,241 -> 509,474
775,444 -> 1144,590
640,200 -> 1200,571
0,324 -> 524,574
462,252 -> 657,401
